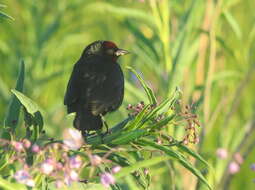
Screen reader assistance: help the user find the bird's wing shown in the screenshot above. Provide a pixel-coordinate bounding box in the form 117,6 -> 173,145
88,63 -> 124,116
64,60 -> 85,112
64,57 -> 107,113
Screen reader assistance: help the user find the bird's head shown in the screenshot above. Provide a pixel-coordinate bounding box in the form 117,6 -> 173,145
82,40 -> 129,62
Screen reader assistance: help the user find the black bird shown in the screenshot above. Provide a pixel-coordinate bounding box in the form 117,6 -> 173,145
64,40 -> 129,135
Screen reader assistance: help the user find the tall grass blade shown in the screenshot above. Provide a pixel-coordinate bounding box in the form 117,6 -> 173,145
4,60 -> 25,131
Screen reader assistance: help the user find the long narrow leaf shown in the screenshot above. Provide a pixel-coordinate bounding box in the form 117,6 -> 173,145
127,67 -> 157,105
146,114 -> 175,130
143,98 -> 171,122
115,156 -> 170,179
223,11 -> 242,39
126,105 -> 150,130
176,144 -> 209,167
0,177 -> 27,190
111,129 -> 147,145
0,11 -> 14,20
4,60 -> 25,130
139,139 -> 211,190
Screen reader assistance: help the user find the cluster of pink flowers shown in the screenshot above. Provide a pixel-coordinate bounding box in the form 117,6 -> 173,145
100,166 -> 122,189
126,101 -> 146,116
14,170 -> 35,187
8,139 -> 84,188
126,101 -> 157,116
227,152 -> 243,174
0,128 -> 122,188
216,148 -> 244,175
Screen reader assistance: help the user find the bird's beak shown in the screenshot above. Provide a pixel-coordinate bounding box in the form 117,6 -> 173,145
115,49 -> 130,56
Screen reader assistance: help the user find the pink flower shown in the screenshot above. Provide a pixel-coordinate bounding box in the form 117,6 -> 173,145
31,144 -> 40,153
234,153 -> 243,164
100,172 -> 115,188
156,138 -> 162,145
55,180 -> 64,188
14,170 -> 35,187
69,170 -> 79,181
216,148 -> 228,159
126,104 -> 133,110
144,168 -> 149,175
41,159 -> 55,175
22,139 -> 31,149
64,175 -> 72,186
228,161 -> 240,174
69,155 -> 82,169
64,171 -> 79,186
25,179 -> 35,187
63,128 -> 84,150
112,166 -> 121,174
90,155 -> 102,166
56,162 -> 63,170
11,141 -> 24,152
194,137 -> 200,144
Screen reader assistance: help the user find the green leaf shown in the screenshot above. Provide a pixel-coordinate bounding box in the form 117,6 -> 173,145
142,98 -> 171,123
223,11 -> 242,39
111,129 -> 147,145
11,89 -> 40,116
127,67 -> 157,105
104,153 -> 131,167
4,60 -> 25,131
34,111 -> 44,130
38,15 -> 61,48
139,139 -> 212,190
146,114 -> 175,130
125,175 -> 141,190
124,20 -> 159,61
197,29 -> 235,58
0,77 -> 9,101
0,11 -> 14,20
176,143 -> 209,167
126,105 -> 150,130
11,89 -> 44,139
115,156 -> 170,179
86,117 -> 132,145
0,177 -> 27,190
110,117 -> 133,133
142,88 -> 180,124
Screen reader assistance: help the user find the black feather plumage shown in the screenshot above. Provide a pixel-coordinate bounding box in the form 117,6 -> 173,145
64,41 -> 128,133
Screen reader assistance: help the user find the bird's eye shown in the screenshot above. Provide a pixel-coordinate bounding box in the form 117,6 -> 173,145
106,48 -> 114,55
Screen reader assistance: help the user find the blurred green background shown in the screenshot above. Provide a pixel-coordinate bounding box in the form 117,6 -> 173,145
1,0 -> 255,189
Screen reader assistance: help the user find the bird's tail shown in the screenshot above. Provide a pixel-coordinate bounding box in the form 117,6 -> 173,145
74,108 -> 103,134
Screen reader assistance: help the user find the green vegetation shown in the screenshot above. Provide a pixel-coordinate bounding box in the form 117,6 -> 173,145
1,0 -> 255,189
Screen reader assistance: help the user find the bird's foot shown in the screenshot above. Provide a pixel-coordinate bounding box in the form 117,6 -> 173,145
81,131 -> 97,142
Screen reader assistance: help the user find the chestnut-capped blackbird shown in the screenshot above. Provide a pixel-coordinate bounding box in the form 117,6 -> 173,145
64,40 -> 129,134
